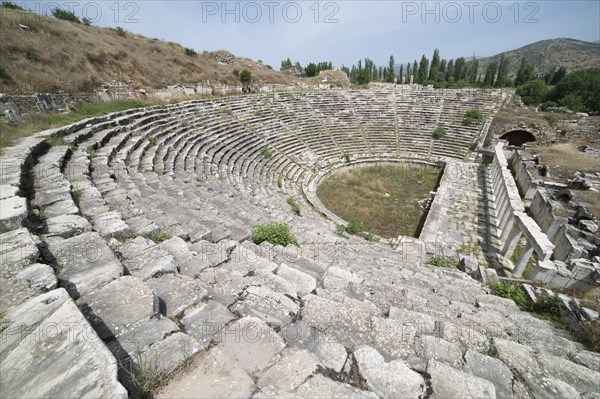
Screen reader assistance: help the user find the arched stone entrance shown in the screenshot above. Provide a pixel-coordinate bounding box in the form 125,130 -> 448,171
500,130 -> 537,146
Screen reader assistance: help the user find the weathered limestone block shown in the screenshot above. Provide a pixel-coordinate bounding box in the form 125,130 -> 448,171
15,263 -> 57,291
296,374 -> 378,399
147,274 -> 207,317
156,347 -> 254,399
231,285 -> 300,325
44,214 -> 92,238
0,196 -> 27,233
216,316 -> 285,378
78,276 -> 159,340
0,227 -> 40,268
0,289 -> 127,399
276,263 -> 317,296
49,232 -> 123,298
464,349 -> 514,399
257,348 -> 319,391
181,300 -> 236,347
427,360 -> 496,399
354,345 -> 427,399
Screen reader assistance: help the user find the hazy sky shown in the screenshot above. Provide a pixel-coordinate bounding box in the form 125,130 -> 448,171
18,1 -> 600,68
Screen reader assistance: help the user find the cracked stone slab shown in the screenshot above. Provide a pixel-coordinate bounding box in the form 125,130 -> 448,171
420,335 -> 464,369
276,263 -> 317,297
0,227 -> 40,268
49,232 -> 123,299
196,267 -> 245,306
230,285 -> 300,325
0,289 -> 127,399
323,266 -> 364,292
156,347 -> 254,399
522,373 -> 580,399
296,374 -> 378,399
159,236 -> 193,263
0,184 -> 18,200
216,316 -> 285,378
44,214 -> 92,238
302,294 -> 381,349
122,241 -> 177,281
141,332 -> 202,374
42,199 -> 79,218
464,349 -> 513,399
15,263 -> 57,291
257,348 -> 319,392
147,274 -> 208,317
181,300 -> 236,348
536,352 -> 600,395
427,360 -> 496,399
78,276 -> 159,340
0,196 -> 27,233
354,345 -> 426,399
107,317 -> 180,359
280,321 -> 348,373
92,211 -> 131,238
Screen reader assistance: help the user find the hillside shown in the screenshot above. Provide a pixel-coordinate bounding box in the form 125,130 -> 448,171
477,38 -> 600,77
0,7 -> 297,94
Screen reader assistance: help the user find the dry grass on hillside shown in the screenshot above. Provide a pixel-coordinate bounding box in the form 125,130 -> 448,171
316,164 -> 441,238
0,8 -> 296,94
534,144 -> 599,176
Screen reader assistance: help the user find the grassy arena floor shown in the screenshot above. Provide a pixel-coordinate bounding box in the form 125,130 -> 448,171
317,164 -> 442,238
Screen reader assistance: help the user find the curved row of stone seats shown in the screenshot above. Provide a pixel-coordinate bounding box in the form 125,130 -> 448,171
8,88 -> 595,399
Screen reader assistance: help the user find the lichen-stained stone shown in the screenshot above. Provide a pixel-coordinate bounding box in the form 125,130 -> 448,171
48,231 -> 123,299
216,316 -> 285,378
147,273 -> 208,317
354,345 -> 427,399
0,289 -> 127,399
0,196 -> 27,233
78,276 -> 159,340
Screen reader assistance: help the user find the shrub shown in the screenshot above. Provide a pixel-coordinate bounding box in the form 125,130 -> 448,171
277,174 -> 283,189
469,142 -> 477,151
432,127 -> 446,140
543,114 -> 558,129
252,223 -> 299,247
1,1 -> 23,9
346,219 -> 366,235
287,197 -> 301,216
426,254 -> 456,269
82,17 -> 92,26
490,281 -> 526,307
260,147 -> 272,159
239,69 -> 252,84
335,224 -> 349,238
462,109 -> 483,126
51,8 -> 81,23
526,295 -> 567,326
342,152 -> 351,162
232,69 -> 240,77
184,48 -> 197,57
24,49 -> 39,61
147,229 -> 170,243
516,79 -> 549,105
114,26 -> 126,37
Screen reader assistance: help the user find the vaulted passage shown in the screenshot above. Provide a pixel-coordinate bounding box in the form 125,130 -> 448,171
500,130 -> 536,146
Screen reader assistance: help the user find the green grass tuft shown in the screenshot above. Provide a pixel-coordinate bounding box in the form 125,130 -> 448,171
252,223 -> 299,247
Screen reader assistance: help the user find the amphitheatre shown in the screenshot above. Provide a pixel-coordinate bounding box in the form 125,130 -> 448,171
1,9 -> 600,399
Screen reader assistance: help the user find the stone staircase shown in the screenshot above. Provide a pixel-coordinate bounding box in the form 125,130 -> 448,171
1,89 -> 598,399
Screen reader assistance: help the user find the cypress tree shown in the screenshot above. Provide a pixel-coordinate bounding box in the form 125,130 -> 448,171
417,55 -> 429,84
428,49 -> 440,81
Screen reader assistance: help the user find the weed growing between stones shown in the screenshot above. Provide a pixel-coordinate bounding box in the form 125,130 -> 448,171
426,254 -> 457,269
260,147 -> 272,159
147,229 -> 171,243
123,350 -> 170,399
252,223 -> 299,247
432,127 -> 446,140
287,197 -> 301,216
489,281 -> 527,307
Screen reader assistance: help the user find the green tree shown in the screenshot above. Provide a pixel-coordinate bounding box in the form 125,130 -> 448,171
549,68 -> 600,112
304,63 -> 318,77
550,66 -> 567,85
495,54 -> 510,87
515,58 -> 534,86
516,79 -> 549,105
468,57 -> 479,84
453,57 -> 466,82
239,69 -> 252,84
483,61 -> 498,87
398,64 -> 404,84
412,61 -> 418,84
387,55 -> 395,83
280,58 -> 292,71
406,63 -> 411,83
52,8 -> 81,23
417,55 -> 429,84
428,49 -> 440,81
445,60 -> 454,83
